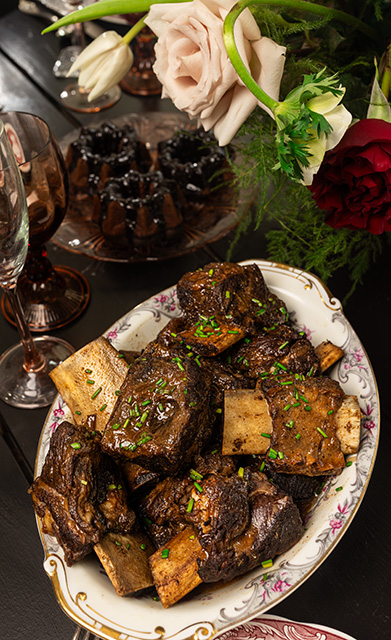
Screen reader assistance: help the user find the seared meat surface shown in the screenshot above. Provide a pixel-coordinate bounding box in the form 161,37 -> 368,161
29,421 -> 135,566
261,375 -> 346,475
230,325 -> 320,378
101,353 -> 213,475
177,262 -> 287,331
142,451 -> 303,582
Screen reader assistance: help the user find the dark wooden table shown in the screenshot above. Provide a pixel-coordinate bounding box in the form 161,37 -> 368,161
0,3 -> 390,639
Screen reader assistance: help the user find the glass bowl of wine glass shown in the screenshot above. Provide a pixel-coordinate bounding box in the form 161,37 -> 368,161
0,111 -> 90,332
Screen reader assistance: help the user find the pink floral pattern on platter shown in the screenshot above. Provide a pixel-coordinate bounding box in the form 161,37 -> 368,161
153,289 -> 177,313
217,616 -> 356,640
106,327 -> 118,342
343,347 -> 366,372
362,402 -> 376,435
329,502 -> 349,535
48,400 -> 66,433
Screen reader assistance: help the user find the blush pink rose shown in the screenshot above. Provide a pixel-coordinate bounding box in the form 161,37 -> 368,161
145,0 -> 286,146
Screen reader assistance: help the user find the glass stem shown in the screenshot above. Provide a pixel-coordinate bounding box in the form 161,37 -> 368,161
4,286 -> 45,373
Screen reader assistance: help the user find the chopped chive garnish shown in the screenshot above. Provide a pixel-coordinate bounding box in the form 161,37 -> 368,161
127,443 -> 137,451
99,404 -> 107,412
317,427 -> 328,438
336,486 -> 343,491
115,541 -> 121,547
190,469 -> 203,480
123,418 -> 130,429
70,442 -> 81,449
140,543 -> 146,550
80,479 -> 88,485
115,390 -> 120,395
281,380 -> 293,385
346,460 -> 353,467
308,366 -> 314,377
91,387 -> 102,399
108,484 -> 117,490
261,432 -> 271,438
209,268 -> 214,276
170,332 -> 177,337
295,433 -> 301,440
161,549 -> 169,559
279,341 -> 289,350
292,402 -> 300,407
215,408 -> 222,414
225,291 -> 230,298
268,448 -> 278,459
294,387 -> 299,399
142,400 -> 151,406
126,543 -> 130,549
260,461 -> 266,472
75,410 -> 81,415
238,467 -> 244,478
186,498 -> 194,513
194,481 -> 203,493
112,423 -> 121,430
85,369 -> 92,374
304,405 -> 312,411
278,451 -> 284,459
286,420 -> 294,428
86,379 -> 95,385
227,330 -> 239,334
283,404 -> 291,411
158,403 -> 164,411
261,559 -> 273,568
327,409 -> 334,415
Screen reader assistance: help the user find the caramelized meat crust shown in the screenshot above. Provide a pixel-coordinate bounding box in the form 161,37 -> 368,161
177,262 -> 287,330
230,325 -> 320,378
101,354 -> 213,475
261,375 -> 346,475
141,453 -> 303,583
29,421 -> 135,566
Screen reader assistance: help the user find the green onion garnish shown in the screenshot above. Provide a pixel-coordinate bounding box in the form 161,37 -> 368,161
91,387 -> 102,399
161,549 -> 169,559
317,427 -> 328,438
187,498 -> 194,513
70,442 -> 81,449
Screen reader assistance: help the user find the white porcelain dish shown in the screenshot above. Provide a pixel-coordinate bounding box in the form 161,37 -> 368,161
34,260 -> 379,640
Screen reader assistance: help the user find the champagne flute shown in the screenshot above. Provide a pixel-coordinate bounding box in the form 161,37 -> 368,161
0,118 -> 74,409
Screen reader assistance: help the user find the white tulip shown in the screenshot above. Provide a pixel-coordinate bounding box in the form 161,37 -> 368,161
300,89 -> 352,186
68,31 -> 134,101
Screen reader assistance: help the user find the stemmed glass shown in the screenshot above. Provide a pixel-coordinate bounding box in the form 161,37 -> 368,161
0,118 -> 74,408
0,112 -> 90,332
59,0 -> 121,113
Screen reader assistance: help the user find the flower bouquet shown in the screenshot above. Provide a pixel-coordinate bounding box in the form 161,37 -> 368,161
45,0 -> 391,294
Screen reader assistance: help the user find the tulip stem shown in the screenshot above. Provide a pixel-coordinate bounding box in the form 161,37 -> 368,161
122,16 -> 147,45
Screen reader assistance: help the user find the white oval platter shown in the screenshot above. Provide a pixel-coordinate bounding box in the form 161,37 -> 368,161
34,259 -> 379,640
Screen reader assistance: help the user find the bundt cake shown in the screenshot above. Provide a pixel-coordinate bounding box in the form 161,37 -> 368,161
65,122 -> 152,195
92,170 -> 183,249
157,128 -> 228,202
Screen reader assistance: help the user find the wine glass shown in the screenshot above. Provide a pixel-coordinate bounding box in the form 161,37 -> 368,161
0,112 -> 90,332
59,0 -> 122,113
0,118 -> 75,409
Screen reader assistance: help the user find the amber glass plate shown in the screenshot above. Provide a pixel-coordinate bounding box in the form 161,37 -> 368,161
53,112 -> 249,263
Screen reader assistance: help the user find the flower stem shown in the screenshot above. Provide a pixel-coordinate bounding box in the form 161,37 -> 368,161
224,0 -> 377,113
122,16 -> 147,45
41,0 -> 187,34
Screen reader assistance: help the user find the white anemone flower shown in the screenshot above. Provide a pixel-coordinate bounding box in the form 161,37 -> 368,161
68,31 -> 134,102
300,89 -> 352,186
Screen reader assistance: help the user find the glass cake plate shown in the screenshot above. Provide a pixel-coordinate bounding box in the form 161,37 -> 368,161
53,112 -> 249,263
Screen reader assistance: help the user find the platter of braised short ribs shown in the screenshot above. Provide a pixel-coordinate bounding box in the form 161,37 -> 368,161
30,260 -> 379,640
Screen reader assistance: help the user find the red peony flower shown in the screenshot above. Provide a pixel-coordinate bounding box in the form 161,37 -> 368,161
309,118 -> 391,234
